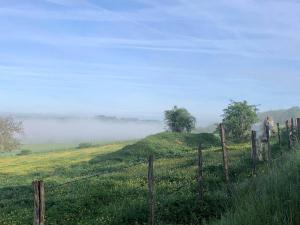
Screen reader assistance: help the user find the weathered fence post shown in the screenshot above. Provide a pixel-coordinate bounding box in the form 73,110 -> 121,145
265,124 -> 271,163
220,123 -> 229,183
286,120 -> 291,150
297,118 -> 300,141
251,131 -> 257,176
277,123 -> 281,146
148,155 -> 155,225
33,180 -> 45,225
197,144 -> 204,201
291,118 -> 296,148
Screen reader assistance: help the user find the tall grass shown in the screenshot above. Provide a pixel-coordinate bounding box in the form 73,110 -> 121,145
213,150 -> 300,225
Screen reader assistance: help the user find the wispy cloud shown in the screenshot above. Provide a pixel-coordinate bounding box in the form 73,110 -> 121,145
1,0 -> 300,119
1,0 -> 299,59
43,0 -> 89,7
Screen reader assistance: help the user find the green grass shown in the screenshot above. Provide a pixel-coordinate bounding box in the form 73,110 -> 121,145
0,132 -> 297,224
213,150 -> 300,225
0,140 -> 136,157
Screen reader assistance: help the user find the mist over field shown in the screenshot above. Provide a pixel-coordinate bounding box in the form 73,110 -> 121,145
19,118 -> 164,144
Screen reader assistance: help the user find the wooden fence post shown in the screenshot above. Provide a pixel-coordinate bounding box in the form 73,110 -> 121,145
251,131 -> 257,176
148,155 -> 155,225
277,123 -> 281,146
297,118 -> 300,141
220,123 -> 229,183
291,118 -> 296,147
286,120 -> 291,150
265,124 -> 271,163
33,180 -> 45,225
197,144 -> 204,201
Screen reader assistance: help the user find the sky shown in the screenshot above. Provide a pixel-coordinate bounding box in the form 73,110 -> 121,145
1,0 -> 300,125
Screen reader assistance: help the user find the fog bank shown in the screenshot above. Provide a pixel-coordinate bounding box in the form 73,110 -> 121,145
20,118 -> 164,144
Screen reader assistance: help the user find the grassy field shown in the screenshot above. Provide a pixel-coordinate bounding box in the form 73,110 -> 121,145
0,132 -> 297,224
0,140 -> 135,157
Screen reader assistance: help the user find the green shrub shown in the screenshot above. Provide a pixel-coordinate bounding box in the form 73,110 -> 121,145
17,149 -> 32,156
77,143 -> 93,149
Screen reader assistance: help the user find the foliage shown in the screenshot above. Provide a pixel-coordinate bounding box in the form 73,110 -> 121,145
0,117 -> 23,152
16,149 -> 32,156
77,142 -> 93,149
164,106 -> 196,133
222,101 -> 258,142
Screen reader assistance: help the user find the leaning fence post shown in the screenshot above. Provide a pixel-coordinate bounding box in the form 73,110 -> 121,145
33,180 -> 45,225
220,123 -> 229,183
148,155 -> 155,225
251,131 -> 257,176
197,144 -> 204,201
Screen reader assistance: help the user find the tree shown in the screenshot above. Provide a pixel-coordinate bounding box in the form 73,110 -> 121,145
0,117 -> 23,152
164,106 -> 196,133
222,101 -> 258,142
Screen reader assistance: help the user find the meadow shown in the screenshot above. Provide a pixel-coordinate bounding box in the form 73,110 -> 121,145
0,132 -> 298,225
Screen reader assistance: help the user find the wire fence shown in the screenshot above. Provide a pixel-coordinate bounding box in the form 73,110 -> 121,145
1,117 -> 299,225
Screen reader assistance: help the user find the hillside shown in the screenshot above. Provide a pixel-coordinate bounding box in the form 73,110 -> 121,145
0,132 -> 247,225
91,132 -> 220,161
195,107 -> 300,134
0,131 -> 296,225
258,106 -> 300,123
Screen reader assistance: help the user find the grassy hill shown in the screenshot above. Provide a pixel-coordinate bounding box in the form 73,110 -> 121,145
258,106 -> 300,123
196,106 -> 300,134
0,132 -> 297,224
89,132 -> 220,163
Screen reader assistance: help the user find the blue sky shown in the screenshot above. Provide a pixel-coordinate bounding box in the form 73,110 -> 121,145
1,0 -> 300,124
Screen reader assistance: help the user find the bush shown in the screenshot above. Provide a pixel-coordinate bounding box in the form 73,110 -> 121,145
17,149 -> 32,156
222,100 -> 258,142
165,106 -> 196,133
77,143 -> 93,149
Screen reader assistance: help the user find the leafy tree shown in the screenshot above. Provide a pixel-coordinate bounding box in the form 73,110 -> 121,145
0,117 -> 23,152
164,106 -> 196,133
222,101 -> 258,142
